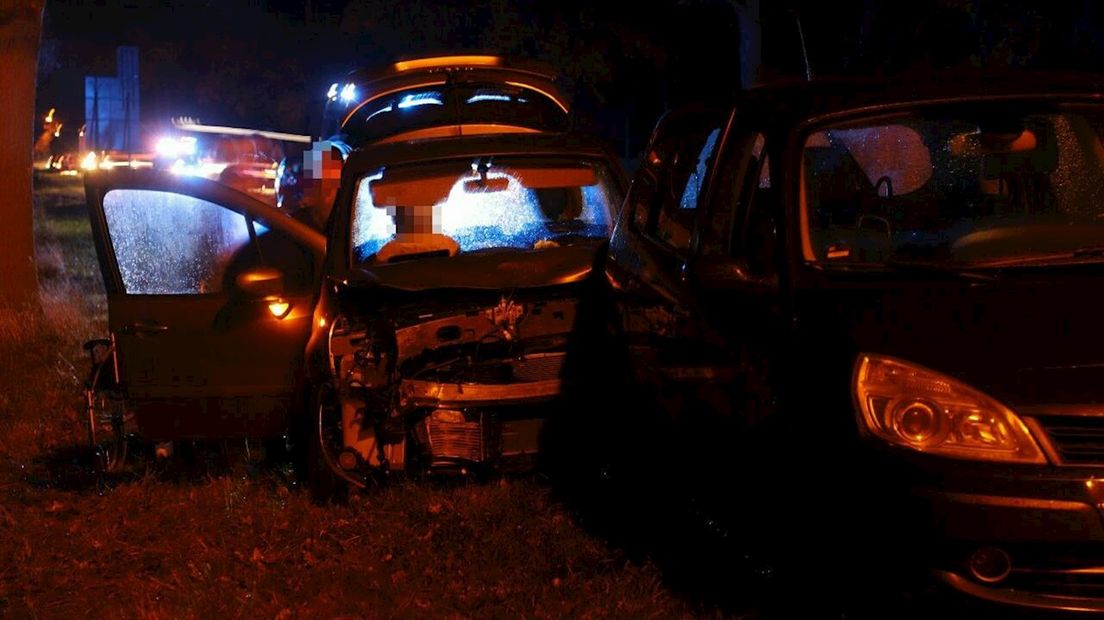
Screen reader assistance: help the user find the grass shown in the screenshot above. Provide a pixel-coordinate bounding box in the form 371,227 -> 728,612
0,173 -> 721,619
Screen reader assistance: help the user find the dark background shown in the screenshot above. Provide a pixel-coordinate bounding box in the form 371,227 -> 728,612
35,0 -> 1104,164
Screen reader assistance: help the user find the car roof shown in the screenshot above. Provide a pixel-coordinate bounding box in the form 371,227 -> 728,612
732,69 -> 1104,123
340,132 -> 616,176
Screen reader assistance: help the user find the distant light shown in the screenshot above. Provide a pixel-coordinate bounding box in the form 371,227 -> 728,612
340,83 -> 357,104
53,123 -> 62,138
318,317 -> 327,329
327,83 -> 339,100
80,152 -> 98,171
44,108 -> 55,124
170,160 -> 228,178
156,137 -> 179,158
397,92 -> 443,109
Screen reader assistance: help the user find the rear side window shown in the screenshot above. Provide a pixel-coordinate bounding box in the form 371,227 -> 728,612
629,111 -> 725,254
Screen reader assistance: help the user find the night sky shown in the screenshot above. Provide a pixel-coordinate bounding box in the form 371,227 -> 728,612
35,0 -> 1104,160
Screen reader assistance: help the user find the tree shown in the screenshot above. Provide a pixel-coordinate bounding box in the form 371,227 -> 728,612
0,0 -> 45,310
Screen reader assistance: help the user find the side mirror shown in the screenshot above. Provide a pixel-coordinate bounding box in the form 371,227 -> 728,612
689,255 -> 778,293
235,266 -> 285,299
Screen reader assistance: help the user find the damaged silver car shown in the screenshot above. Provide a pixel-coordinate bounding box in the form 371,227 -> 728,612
303,133 -> 625,493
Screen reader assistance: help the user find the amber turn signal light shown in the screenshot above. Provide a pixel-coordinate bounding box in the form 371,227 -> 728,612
267,298 -> 291,319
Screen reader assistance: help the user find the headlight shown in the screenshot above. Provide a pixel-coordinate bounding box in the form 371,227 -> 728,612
854,354 -> 1045,464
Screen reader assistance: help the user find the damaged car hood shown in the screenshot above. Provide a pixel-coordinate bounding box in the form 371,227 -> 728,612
342,243 -> 600,292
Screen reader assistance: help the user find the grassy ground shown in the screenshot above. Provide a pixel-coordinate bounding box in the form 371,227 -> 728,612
0,174 -> 721,619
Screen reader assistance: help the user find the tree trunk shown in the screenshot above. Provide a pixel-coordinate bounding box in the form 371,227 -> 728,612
0,1 -> 45,310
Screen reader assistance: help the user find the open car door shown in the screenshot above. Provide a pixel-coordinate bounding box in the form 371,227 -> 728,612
85,170 -> 326,440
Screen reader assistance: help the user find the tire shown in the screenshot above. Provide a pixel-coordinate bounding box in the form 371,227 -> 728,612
303,385 -> 352,503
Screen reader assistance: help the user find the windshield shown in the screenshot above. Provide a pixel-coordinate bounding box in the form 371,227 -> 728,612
800,103 -> 1104,267
328,83 -> 569,147
350,156 -> 619,265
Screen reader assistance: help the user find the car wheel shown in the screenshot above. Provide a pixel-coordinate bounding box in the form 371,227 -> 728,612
305,384 -> 358,502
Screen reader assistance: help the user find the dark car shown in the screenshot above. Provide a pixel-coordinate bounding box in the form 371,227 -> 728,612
575,74 -> 1104,614
301,132 -> 625,493
320,54 -> 570,147
278,55 -> 572,214
82,170 -> 326,470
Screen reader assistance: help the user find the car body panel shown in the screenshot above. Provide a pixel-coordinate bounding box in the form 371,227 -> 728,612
85,170 -> 325,440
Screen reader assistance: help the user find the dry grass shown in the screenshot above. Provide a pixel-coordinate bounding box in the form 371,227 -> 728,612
0,174 -> 717,619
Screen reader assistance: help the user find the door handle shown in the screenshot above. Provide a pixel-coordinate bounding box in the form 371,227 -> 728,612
122,321 -> 169,336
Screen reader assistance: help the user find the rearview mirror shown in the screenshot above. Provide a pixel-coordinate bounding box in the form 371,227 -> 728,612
235,266 -> 285,299
370,174 -> 457,207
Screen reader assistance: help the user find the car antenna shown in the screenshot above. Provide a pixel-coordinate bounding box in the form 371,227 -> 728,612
788,8 -> 814,81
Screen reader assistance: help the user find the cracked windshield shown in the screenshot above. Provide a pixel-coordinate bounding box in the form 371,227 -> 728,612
802,105 -> 1104,267
351,157 -> 619,264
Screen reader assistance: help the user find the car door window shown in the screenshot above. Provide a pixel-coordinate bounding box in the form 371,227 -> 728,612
653,126 -> 722,253
104,189 -> 317,296
704,132 -> 777,271
103,189 -> 257,295
740,134 -> 778,276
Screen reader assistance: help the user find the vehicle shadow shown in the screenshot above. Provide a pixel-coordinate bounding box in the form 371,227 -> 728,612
24,440 -> 298,494
541,254 -> 960,620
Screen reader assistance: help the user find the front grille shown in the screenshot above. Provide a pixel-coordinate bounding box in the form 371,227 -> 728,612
1034,415 -> 1104,465
426,416 -> 485,463
511,352 -> 565,382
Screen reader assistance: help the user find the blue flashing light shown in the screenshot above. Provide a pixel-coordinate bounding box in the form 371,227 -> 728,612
340,83 -> 357,104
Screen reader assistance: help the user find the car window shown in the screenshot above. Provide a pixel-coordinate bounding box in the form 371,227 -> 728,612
104,189 -> 253,294
741,140 -> 777,276
350,157 -> 620,264
700,129 -> 777,273
103,189 -> 314,295
649,124 -> 724,253
800,105 -> 1104,265
339,83 -> 570,147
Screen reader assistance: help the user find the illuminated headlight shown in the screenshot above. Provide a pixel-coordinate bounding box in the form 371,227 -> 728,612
854,354 -> 1045,464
